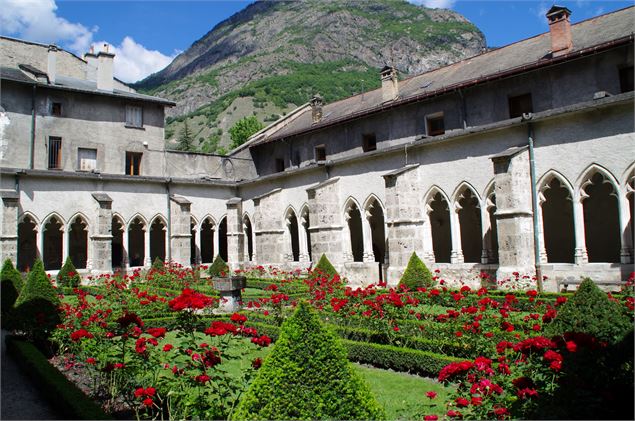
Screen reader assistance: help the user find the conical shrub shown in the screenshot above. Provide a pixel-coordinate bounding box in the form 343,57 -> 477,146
208,255 -> 229,277
57,256 -> 81,288
312,253 -> 338,280
15,259 -> 61,341
398,252 -> 433,289
1,259 -> 24,329
151,256 -> 165,271
233,301 -> 385,420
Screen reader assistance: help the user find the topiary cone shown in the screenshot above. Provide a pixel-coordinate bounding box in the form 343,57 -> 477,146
398,252 -> 433,289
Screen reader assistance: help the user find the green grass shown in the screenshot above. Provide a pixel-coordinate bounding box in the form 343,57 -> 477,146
355,363 -> 451,419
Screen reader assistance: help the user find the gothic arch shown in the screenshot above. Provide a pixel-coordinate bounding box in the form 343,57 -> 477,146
149,214 -> 168,227
362,194 -> 386,215
243,213 -> 254,261
111,214 -> 126,269
482,181 -> 499,263
199,215 -> 216,264
42,212 -> 66,231
17,212 -> 39,271
284,206 -> 300,262
364,194 -> 387,268
42,212 -> 65,270
537,169 -> 575,198
481,179 -> 496,207
68,213 -> 89,269
424,186 -> 452,263
19,211 -> 40,227
149,215 -> 167,263
423,185 -> 451,207
453,182 -> 483,263
218,215 -> 228,261
538,170 -> 575,263
342,196 -> 363,215
452,181 -> 482,204
299,204 -> 312,261
127,214 -> 147,267
127,213 -> 148,231
343,197 -> 364,262
577,164 -> 620,199
198,214 -> 217,232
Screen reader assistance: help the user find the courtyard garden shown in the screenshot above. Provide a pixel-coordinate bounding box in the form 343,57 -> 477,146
1,254 -> 634,420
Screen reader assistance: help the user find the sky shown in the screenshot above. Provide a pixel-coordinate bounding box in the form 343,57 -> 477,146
1,0 -> 632,83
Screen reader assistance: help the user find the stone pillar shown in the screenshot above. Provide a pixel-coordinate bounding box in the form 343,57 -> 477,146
382,164 -> 425,284
362,209 -> 375,262
253,189 -> 284,265
90,193 -> 113,273
422,210 -> 435,262
450,204 -> 464,264
226,197 -> 244,270
306,178 -> 344,264
213,227 -> 220,261
0,190 -> 19,265
342,209 -> 354,262
618,190 -> 633,264
298,214 -> 310,263
144,226 -> 151,267
491,146 -> 536,282
480,205 -> 491,264
169,195 -> 192,267
536,199 -> 548,263
62,224 -> 69,264
572,197 -> 588,264
122,226 -> 130,270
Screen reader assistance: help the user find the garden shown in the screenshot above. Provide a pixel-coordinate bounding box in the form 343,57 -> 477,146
1,253 -> 634,420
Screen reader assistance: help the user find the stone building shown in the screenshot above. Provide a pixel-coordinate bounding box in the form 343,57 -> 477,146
1,6 -> 633,290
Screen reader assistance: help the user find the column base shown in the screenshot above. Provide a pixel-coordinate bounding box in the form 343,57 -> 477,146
620,247 -> 633,264
450,250 -> 464,264
574,248 -> 588,265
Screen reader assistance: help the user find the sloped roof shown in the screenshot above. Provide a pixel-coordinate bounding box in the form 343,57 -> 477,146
254,6 -> 634,146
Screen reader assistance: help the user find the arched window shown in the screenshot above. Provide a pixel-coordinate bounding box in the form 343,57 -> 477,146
427,192 -> 451,263
345,201 -> 364,262
200,217 -> 215,264
150,217 -> 167,263
17,215 -> 38,272
112,216 -> 125,269
128,217 -> 145,267
540,177 -> 574,263
285,209 -> 300,262
43,215 -> 63,270
456,187 -> 482,263
581,172 -> 620,262
365,197 -> 386,264
68,216 -> 88,269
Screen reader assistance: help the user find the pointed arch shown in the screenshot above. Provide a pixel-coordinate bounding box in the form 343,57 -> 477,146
190,216 -> 199,266
111,214 -> 126,269
362,194 -> 386,214
67,213 -> 89,269
299,204 -> 312,261
284,206 -> 300,262
42,212 -> 64,270
481,180 -> 499,264
343,197 -> 364,262
42,212 -> 66,230
577,164 -> 619,199
199,215 -> 216,264
243,213 -> 254,261
127,214 -> 146,267
538,170 -> 575,263
149,214 -> 168,228
537,169 -> 574,199
365,193 -> 387,271
19,211 -> 40,227
453,182 -> 482,263
424,185 -> 451,263
149,215 -> 167,263
17,212 -> 39,271
218,215 -> 228,261
199,214 -> 217,232
482,179 -> 496,207
452,181 -> 482,204
127,213 -> 148,231
343,196 -> 363,215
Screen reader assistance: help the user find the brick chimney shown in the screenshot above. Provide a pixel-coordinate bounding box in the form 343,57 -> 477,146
47,45 -> 58,84
84,45 -> 98,82
97,44 -> 115,92
380,66 -> 399,103
546,5 -> 573,58
310,95 -> 324,124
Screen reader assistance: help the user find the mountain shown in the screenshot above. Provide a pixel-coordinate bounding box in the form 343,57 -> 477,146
135,0 -> 486,153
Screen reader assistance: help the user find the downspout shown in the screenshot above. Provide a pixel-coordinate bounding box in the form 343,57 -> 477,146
166,178 -> 172,262
29,85 -> 36,169
525,115 -> 544,292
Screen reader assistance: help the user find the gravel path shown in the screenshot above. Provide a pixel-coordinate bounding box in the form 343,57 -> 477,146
1,330 -> 61,420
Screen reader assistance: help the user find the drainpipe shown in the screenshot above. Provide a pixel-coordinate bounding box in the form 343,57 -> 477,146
166,178 -> 172,262
524,114 -> 544,293
29,85 -> 36,169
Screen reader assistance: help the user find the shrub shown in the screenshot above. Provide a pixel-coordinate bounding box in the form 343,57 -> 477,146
56,257 -> 81,288
1,259 -> 24,328
313,254 -> 338,280
151,257 -> 165,271
545,278 -> 632,344
208,255 -> 229,278
14,259 -> 61,341
233,302 -> 385,420
398,252 -> 433,289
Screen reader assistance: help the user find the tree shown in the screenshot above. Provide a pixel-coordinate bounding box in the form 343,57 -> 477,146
208,255 -> 229,278
177,120 -> 194,151
398,252 -> 433,289
229,116 -> 263,149
232,302 -> 385,420
57,256 -> 81,288
1,259 -> 24,329
312,254 -> 338,280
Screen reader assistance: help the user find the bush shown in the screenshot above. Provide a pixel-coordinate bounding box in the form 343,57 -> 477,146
545,278 -> 632,344
208,255 -> 229,278
398,252 -> 433,289
1,259 -> 24,328
56,257 -> 81,288
151,257 -> 165,271
233,302 -> 385,420
313,254 -> 338,280
14,259 -> 61,341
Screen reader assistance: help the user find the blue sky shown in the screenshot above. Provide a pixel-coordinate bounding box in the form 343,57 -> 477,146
1,0 -> 632,82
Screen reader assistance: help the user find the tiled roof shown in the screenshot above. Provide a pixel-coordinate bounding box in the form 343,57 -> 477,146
255,6 -> 634,146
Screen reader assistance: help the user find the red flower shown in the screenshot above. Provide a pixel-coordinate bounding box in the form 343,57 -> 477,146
555,296 -> 567,306
252,357 -> 262,369
168,289 -> 215,311
517,388 -> 539,399
424,416 -> 438,421
455,397 -> 469,407
565,340 -> 577,352
471,397 -> 483,406
143,398 -> 153,407
70,329 -> 94,342
134,387 -> 145,398
204,321 -> 238,336
251,335 -> 272,347
230,313 -> 248,324
195,374 -> 210,384
86,357 -> 96,365
492,406 -> 509,419
163,344 -> 173,352
447,409 -> 462,418
439,361 -> 473,382
117,312 -> 144,328
426,391 -> 437,399
146,327 -> 167,338
135,338 -> 147,354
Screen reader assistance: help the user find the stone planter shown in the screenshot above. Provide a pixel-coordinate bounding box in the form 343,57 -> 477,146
212,275 -> 246,313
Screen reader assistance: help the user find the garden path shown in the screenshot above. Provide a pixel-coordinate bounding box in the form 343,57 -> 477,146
1,330 -> 61,420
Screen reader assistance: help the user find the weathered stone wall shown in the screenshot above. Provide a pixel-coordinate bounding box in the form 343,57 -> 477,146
253,189 -> 285,264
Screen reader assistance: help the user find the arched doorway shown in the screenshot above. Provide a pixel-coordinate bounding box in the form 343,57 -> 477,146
190,218 -> 199,266
243,215 -> 254,261
285,209 -> 300,262
218,217 -> 228,261
456,187 -> 483,263
301,207 -> 311,261
111,217 -> 125,269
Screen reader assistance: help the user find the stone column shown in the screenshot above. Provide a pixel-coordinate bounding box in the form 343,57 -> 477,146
362,209 -> 375,262
342,211 -> 354,262
213,227 -> 219,260
122,226 -> 130,270
298,214 -> 310,263
422,209 -> 435,262
480,205 -> 491,264
572,197 -> 588,264
618,190 -> 633,264
450,204 -> 464,264
90,193 -> 113,273
143,226 -> 151,267
226,197 -> 244,270
62,224 -> 69,264
536,199 -> 548,263
169,195 -> 192,267
491,146 -> 536,282
0,190 -> 19,265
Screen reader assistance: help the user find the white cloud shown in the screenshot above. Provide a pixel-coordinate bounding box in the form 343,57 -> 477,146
0,0 -> 175,83
407,0 -> 457,9
94,37 -> 176,83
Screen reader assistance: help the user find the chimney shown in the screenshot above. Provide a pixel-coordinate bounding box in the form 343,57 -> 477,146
546,5 -> 573,58
310,95 -> 324,124
96,43 -> 115,92
84,45 -> 98,82
380,66 -> 399,103
47,45 -> 58,84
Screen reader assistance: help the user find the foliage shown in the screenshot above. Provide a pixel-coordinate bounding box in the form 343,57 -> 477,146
544,278 -> 633,344
229,116 -> 263,149
1,259 -> 23,328
5,336 -> 110,419
399,252 -> 433,289
14,259 -> 61,341
57,256 -> 81,288
151,257 -> 165,271
208,255 -> 229,278
176,120 -> 194,151
312,253 -> 338,279
233,302 -> 385,420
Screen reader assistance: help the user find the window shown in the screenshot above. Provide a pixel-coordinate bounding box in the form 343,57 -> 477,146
125,105 -> 143,128
426,113 -> 445,136
619,66 -> 633,93
362,134 -> 377,152
508,93 -> 533,118
77,148 -> 97,171
275,158 -> 285,173
125,152 -> 142,175
314,145 -> 326,162
48,137 -> 62,169
51,102 -> 62,117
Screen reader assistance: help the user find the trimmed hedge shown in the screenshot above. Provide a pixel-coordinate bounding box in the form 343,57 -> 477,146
6,336 -> 110,419
342,339 -> 461,377
1,259 -> 23,328
399,252 -> 433,289
313,254 -> 338,279
56,257 -> 81,288
208,255 -> 229,277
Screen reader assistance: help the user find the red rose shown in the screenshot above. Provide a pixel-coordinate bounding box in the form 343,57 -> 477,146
566,340 -> 577,352
252,357 -> 263,369
143,398 -> 153,407
424,416 -> 438,421
146,327 -> 167,338
86,357 -> 96,365
455,397 -> 469,407
426,391 -> 437,399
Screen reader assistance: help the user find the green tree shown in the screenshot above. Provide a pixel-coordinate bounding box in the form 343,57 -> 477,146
229,116 -> 263,149
1,259 -> 24,329
233,302 -> 385,420
57,256 -> 81,288
312,253 -> 338,280
208,255 -> 229,278
398,252 -> 433,290
177,120 -> 194,151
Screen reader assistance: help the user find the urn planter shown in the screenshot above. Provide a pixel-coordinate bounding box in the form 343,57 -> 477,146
212,275 -> 246,313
